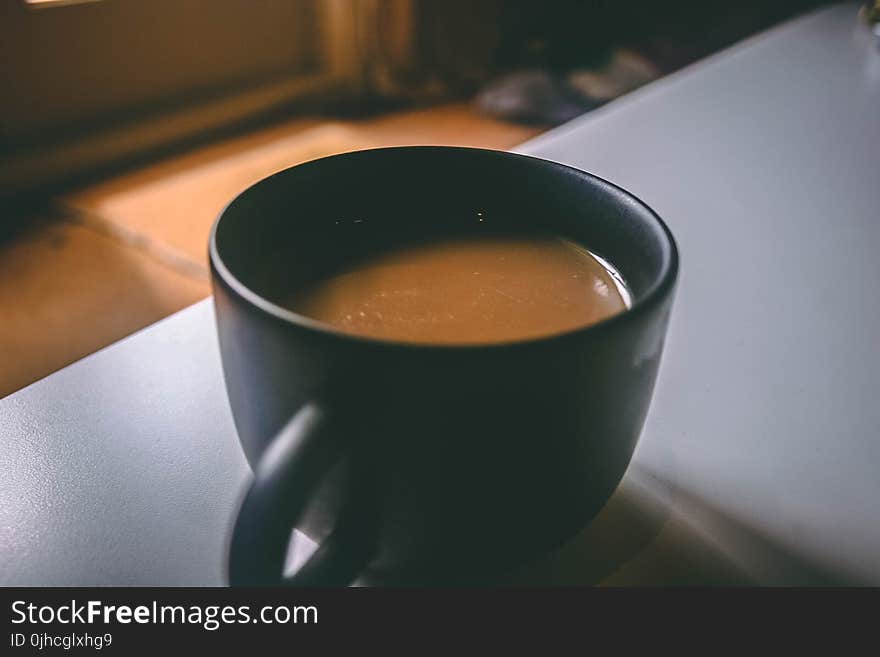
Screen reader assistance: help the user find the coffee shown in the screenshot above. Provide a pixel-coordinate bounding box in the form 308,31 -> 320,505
282,234 -> 629,344
217,147 -> 678,586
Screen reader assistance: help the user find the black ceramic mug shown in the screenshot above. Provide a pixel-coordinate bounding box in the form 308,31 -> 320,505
210,146 -> 678,586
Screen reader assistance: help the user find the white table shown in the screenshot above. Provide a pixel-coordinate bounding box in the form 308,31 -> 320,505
2,3 -> 878,585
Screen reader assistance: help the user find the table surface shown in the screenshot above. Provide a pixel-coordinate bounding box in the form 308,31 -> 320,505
3,3 -> 878,586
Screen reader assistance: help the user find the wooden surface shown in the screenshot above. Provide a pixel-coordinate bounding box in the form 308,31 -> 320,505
62,103 -> 542,272
0,220 -> 207,399
1,103 -> 543,398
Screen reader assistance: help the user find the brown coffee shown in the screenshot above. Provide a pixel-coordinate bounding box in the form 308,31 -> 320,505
282,235 -> 629,344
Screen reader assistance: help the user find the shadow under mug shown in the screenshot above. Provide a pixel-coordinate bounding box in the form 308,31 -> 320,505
210,146 -> 678,586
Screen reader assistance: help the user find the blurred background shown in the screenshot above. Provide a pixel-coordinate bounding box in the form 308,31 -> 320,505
0,0 -> 832,398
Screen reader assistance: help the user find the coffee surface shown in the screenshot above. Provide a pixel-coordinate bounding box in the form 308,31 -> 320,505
282,235 -> 629,344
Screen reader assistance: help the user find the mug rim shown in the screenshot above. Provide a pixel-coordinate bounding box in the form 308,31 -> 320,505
209,146 -> 679,352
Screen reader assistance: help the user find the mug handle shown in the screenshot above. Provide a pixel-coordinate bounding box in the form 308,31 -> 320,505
228,401 -> 371,586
